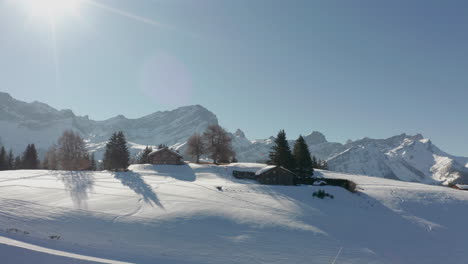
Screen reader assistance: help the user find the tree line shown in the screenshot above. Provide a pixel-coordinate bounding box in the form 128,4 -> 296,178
267,130 -> 328,178
185,124 -> 236,164
0,145 -> 21,170
1,127 -> 327,173
0,130 -> 132,172
0,131 -> 98,171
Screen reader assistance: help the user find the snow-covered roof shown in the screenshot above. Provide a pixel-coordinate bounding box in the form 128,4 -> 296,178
255,165 -> 276,176
456,184 -> 468,190
255,165 -> 294,176
148,147 -> 183,158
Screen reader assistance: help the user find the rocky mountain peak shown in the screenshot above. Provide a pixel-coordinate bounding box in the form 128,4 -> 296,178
304,131 -> 327,145
234,129 -> 246,138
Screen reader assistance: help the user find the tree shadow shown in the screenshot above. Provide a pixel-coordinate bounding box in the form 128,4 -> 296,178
114,171 -> 164,209
146,164 -> 196,182
59,171 -> 95,209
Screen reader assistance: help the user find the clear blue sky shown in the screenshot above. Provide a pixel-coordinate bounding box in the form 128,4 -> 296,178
1,0 -> 467,156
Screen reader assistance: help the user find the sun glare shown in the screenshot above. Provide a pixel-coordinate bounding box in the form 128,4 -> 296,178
20,0 -> 83,21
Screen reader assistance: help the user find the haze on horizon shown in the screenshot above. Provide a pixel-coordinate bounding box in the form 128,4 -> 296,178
1,0 -> 467,156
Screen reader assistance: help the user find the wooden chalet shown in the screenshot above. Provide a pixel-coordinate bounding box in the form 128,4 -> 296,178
148,147 -> 185,165
255,165 -> 296,186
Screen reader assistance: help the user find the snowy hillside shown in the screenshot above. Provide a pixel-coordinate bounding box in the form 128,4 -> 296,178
1,164 -> 468,263
1,91 -> 468,184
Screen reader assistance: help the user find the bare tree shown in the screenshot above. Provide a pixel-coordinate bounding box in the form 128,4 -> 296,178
203,125 -> 235,164
57,130 -> 90,170
186,133 -> 205,163
43,144 -> 59,170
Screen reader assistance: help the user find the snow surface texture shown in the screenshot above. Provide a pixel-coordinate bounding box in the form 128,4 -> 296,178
1,91 -> 468,184
1,164 -> 468,263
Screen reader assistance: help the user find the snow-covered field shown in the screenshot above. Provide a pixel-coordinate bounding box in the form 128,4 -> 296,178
0,163 -> 467,263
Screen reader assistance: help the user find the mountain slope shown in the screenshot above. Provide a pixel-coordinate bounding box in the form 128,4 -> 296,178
1,92 -> 467,185
0,92 -> 217,159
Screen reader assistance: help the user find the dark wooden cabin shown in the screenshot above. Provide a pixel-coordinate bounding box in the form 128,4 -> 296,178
148,147 -> 185,165
255,166 -> 296,186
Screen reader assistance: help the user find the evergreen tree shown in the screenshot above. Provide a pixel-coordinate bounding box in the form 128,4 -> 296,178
138,146 -> 153,164
268,130 -> 295,171
90,153 -> 97,171
293,135 -> 314,178
6,149 -> 14,170
103,131 -> 130,171
22,144 -> 39,169
14,155 -> 22,170
0,146 -> 6,170
311,155 -> 318,169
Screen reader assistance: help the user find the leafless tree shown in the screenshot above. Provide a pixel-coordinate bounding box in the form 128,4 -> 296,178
186,133 -> 205,163
203,125 -> 235,164
43,144 -> 59,170
57,130 -> 90,170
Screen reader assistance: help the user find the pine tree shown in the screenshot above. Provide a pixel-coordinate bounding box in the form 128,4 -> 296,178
103,131 -> 130,171
90,153 -> 97,171
22,144 -> 39,169
0,146 -> 6,170
14,156 -> 22,170
293,135 -> 314,178
138,146 -> 153,164
311,155 -> 318,169
116,131 -> 130,169
268,130 -> 295,171
6,149 -> 14,170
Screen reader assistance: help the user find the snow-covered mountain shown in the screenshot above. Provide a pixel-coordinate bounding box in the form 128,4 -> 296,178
234,131 -> 468,185
1,91 -> 468,185
0,92 -> 218,159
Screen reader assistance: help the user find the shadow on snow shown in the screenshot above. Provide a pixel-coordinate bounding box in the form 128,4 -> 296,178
59,171 -> 95,209
114,171 -> 164,209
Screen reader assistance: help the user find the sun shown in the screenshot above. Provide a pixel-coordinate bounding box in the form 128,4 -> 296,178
20,0 -> 83,21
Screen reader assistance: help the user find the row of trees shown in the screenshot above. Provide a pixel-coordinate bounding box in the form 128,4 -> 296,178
185,125 -> 236,164
268,130 -> 328,177
0,131 -> 98,171
0,144 -> 41,170
1,128 -> 327,173
0,130 -> 131,172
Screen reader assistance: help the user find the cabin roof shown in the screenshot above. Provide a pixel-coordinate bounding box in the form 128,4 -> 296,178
455,184 -> 468,190
148,147 -> 183,158
255,165 -> 294,176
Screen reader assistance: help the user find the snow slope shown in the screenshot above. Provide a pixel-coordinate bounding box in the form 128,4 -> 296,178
0,164 -> 468,263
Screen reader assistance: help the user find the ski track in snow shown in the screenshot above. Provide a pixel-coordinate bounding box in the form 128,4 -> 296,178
0,164 -> 468,263
0,236 -> 133,264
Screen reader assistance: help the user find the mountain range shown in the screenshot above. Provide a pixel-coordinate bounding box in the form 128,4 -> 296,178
1,91 -> 467,185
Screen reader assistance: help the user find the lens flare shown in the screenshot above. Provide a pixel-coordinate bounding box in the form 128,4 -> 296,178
20,0 -> 82,21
